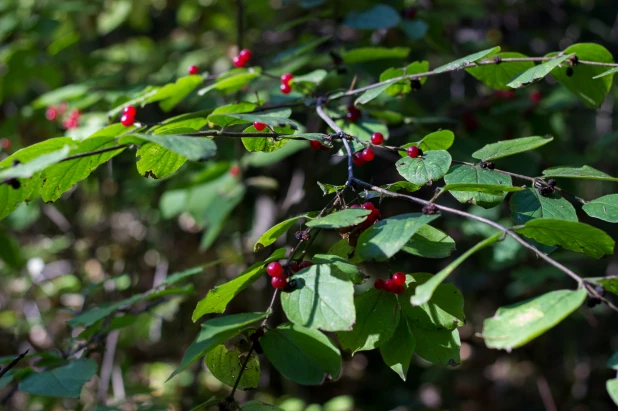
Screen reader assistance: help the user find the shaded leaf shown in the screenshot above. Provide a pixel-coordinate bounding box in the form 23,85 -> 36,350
443,164 -> 513,208
472,136 -> 553,161
542,165 -> 618,181
466,52 -> 535,90
124,134 -> 216,162
254,215 -> 305,251
396,150 -> 452,186
401,225 -> 456,259
19,359 -> 97,398
582,194 -> 618,223
342,47 -> 410,64
306,209 -> 371,229
411,328 -> 461,366
510,188 -> 578,225
205,344 -> 259,390
379,315 -> 415,381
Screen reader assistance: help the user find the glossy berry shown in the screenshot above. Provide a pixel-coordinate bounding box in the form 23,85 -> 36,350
271,276 -> 287,289
361,148 -> 375,162
407,146 -> 420,158
233,56 -> 246,68
281,73 -> 294,84
267,262 -> 284,277
188,65 -> 199,75
374,278 -> 385,290
392,272 -> 406,286
352,153 -> 366,166
299,261 -> 313,269
369,208 -> 381,221
123,106 -> 137,117
280,83 -> 292,94
120,114 -> 135,127
310,140 -> 323,150
63,117 -> 78,130
361,202 -> 375,211
288,262 -> 300,273
239,49 -> 253,62
371,132 -> 384,145
46,107 -> 58,121
384,279 -> 395,293
253,122 -> 267,131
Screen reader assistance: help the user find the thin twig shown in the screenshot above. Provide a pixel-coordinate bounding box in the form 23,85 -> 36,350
315,102 -> 354,185
0,349 -> 29,379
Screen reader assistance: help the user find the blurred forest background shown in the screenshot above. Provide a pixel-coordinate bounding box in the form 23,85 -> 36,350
1,0 -> 618,410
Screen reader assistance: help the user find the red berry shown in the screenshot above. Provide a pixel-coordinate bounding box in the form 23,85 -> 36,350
233,56 -> 246,68
267,262 -> 284,277
352,152 -> 366,166
0,138 -> 11,150
45,107 -> 57,121
393,285 -> 405,295
347,105 -> 360,114
374,278 -> 385,290
392,272 -> 406,286
239,49 -> 252,62
280,83 -> 292,94
361,148 -> 375,162
361,202 -> 375,211
289,262 -> 300,273
309,140 -> 323,150
271,276 -> 286,289
369,208 -> 381,222
253,122 -> 267,131
63,118 -> 78,130
123,106 -> 137,117
281,73 -> 294,84
407,146 -> 420,158
371,132 -> 384,145
120,114 -> 135,127
68,109 -> 80,119
229,165 -> 240,177
384,279 -> 395,293
299,261 -> 313,269
188,65 -> 199,75
529,90 -> 542,105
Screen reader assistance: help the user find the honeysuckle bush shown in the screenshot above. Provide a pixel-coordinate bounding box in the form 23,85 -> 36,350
2,1 -> 618,410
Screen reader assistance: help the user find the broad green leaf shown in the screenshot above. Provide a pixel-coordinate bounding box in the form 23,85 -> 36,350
292,69 -> 328,85
41,136 -> 126,202
153,110 -> 212,133
507,54 -> 573,88
466,52 -> 535,90
593,67 -> 618,79
342,47 -> 410,65
482,289 -> 586,350
547,44 -> 614,108
306,209 -> 371,229
411,328 -> 461,366
281,264 -> 355,332
396,150 -> 452,186
379,315 -> 415,381
260,323 -> 341,385
241,401 -> 285,411
136,143 -> 186,179
207,102 -> 257,127
583,194 -> 618,223
514,219 -> 614,258
192,249 -> 286,320
510,188 -> 578,225
254,215 -> 305,251
19,359 -> 97,398
327,240 -> 363,266
401,225 -> 456,259
123,134 -> 216,162
142,75 -> 203,112
354,83 -> 391,106
343,5 -> 400,30
443,164 -> 513,208
198,69 -> 261,96
434,47 -> 500,73
472,136 -> 553,161
410,233 -> 502,307
419,130 -> 454,151
0,147 -> 70,179
336,289 -> 399,354
542,165 -> 618,182
356,213 -> 439,261
205,344 -> 260,390
168,312 -> 267,381
310,254 -> 365,284
608,379 -> 618,406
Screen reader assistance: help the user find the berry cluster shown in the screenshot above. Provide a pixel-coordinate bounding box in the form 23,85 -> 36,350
45,102 -> 67,121
120,106 -> 137,127
374,272 -> 406,295
233,49 -> 253,68
339,202 -> 381,246
280,73 -> 294,95
538,179 -> 557,197
266,260 -> 313,291
46,104 -> 81,130
188,65 -> 199,75
422,203 -> 438,215
346,105 -> 361,122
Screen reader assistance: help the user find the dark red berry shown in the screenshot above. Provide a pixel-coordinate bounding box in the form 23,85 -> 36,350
392,272 -> 406,286
310,140 -> 323,150
188,65 -> 199,75
361,148 -> 375,162
267,262 -> 283,277
46,107 -> 57,121
289,262 -> 300,273
120,114 -> 135,127
529,90 -> 542,105
384,279 -> 395,293
422,203 -> 438,215
271,276 -> 286,289
123,106 -> 137,117
233,56 -> 246,68
374,278 -> 385,290
361,202 -> 375,211
281,73 -> 294,84
403,7 -> 417,19
371,132 -> 384,145
393,285 -> 405,295
299,261 -> 313,269
280,83 -> 292,94
352,153 -> 366,166
369,208 -> 381,222
239,49 -> 252,62
253,122 -> 266,131
407,146 -> 420,158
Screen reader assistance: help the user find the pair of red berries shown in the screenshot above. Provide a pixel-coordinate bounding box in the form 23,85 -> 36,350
188,65 -> 199,75
266,260 -> 312,289
45,102 -> 68,122
62,109 -> 81,130
374,272 -> 406,295
120,106 -> 137,127
280,73 -> 294,95
350,202 -> 381,230
346,105 -> 361,122
353,148 -> 375,166
233,49 -> 253,68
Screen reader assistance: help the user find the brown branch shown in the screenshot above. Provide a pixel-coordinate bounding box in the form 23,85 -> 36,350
0,349 -> 29,379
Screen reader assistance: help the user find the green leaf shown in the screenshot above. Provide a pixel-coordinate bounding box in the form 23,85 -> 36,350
510,188 -> 578,225
471,136 -> 554,161
123,134 -> 216,162
514,219 -> 614,259
241,125 -> 289,153
241,401 -> 285,411
342,47 -> 410,64
260,323 -> 341,385
608,379 -> 618,406
546,44 -> 614,108
593,67 -> 618,79
198,69 -> 261,96
411,328 -> 461,366
32,84 -> 89,109
419,130 -> 454,151
343,5 -> 401,30
396,150 -> 452,186
254,215 -> 305,251
19,359 -> 97,398
379,315 -> 415,381
354,83 -> 392,106
336,289 -> 400,354
281,264 -> 355,332
482,289 -> 586,350
434,47 -> 500,73
401,225 -> 456,259
410,233 -> 502,306
142,75 -> 203,112
379,61 -> 429,96
341,118 -> 389,149
317,182 -> 345,195
136,143 -> 186,179
41,136 -> 126,202
583,194 -> 618,223
168,312 -> 267,381
541,165 -> 618,182
292,69 -> 328,85
586,276 -> 618,297
220,113 -> 300,130
0,147 -> 70,179
507,54 -> 574,88
205,344 -> 260,390
356,213 -> 439,261
310,254 -> 365,284
306,209 -> 371,229
192,249 -> 286,319
206,102 -> 257,127
443,164 -> 513,208
466,52 -> 536,90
